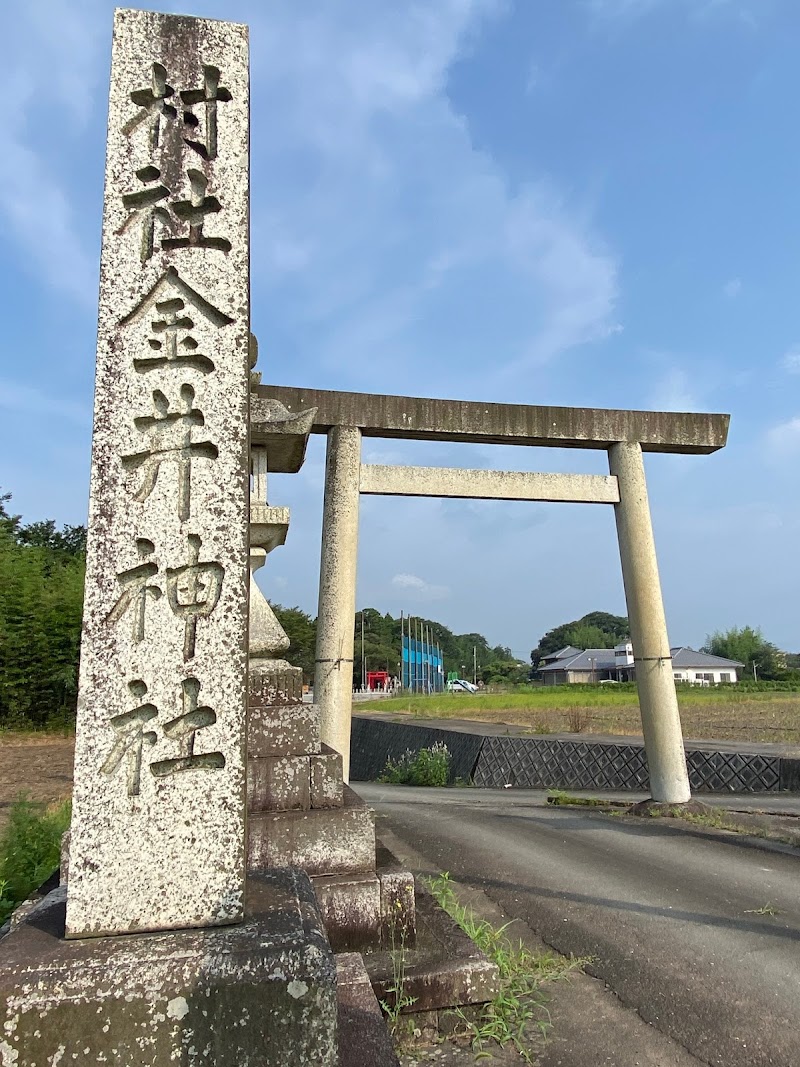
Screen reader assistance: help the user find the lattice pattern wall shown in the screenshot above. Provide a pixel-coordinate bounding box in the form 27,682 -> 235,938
349,718 -> 483,784
350,716 -> 799,794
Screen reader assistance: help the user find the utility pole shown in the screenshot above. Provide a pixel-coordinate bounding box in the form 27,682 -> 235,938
473,645 -> 477,686
361,610 -> 365,692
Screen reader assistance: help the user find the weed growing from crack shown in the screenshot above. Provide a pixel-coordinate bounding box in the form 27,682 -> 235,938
380,899 -> 417,1034
426,871 -> 589,1063
547,789 -> 607,807
744,902 -> 779,916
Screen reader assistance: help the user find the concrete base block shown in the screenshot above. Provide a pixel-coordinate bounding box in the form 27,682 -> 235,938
311,745 -> 344,808
337,952 -> 400,1067
248,703 -> 321,758
364,882 -> 498,1014
0,869 -> 337,1067
248,754 -> 311,812
248,785 -> 375,875
378,865 -> 416,948
313,873 -> 382,952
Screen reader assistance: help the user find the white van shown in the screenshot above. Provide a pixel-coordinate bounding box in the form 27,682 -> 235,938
446,678 -> 479,693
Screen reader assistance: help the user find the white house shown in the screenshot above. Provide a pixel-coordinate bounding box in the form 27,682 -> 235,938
538,642 -> 742,685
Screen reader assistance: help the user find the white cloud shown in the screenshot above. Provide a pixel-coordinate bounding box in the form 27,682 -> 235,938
248,1 -> 619,390
648,366 -> 698,412
391,573 -> 451,601
766,417 -> 800,456
0,0 -> 103,305
723,277 -> 742,298
780,346 -> 800,374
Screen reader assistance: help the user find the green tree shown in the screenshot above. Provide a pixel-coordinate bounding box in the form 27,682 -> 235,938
0,492 -> 86,728
702,626 -> 781,681
271,603 -> 317,684
530,611 -> 629,669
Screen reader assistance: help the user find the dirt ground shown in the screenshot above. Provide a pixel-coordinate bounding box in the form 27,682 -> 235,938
0,735 -> 75,835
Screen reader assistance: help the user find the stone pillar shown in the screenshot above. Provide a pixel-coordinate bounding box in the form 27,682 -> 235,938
609,442 -> 691,803
316,426 -> 362,780
65,9 -> 251,938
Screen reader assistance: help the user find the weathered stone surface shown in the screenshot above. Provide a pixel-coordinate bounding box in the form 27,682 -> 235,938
250,506 -> 290,553
311,745 -> 344,808
378,867 -> 416,948
248,786 -> 375,875
360,465 -> 620,504
312,873 -> 381,952
59,829 -> 70,886
609,441 -> 690,804
248,754 -> 311,812
67,9 -> 250,938
248,397 -> 317,473
248,701 -> 320,757
337,953 -> 400,1067
249,662 -> 304,707
1,870 -> 338,1066
254,384 -> 730,454
315,426 -> 362,777
249,549 -> 290,657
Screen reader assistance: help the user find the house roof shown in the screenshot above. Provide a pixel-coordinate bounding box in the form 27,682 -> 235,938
670,647 -> 744,669
541,645 -> 584,664
539,645 -> 743,673
539,648 -> 617,673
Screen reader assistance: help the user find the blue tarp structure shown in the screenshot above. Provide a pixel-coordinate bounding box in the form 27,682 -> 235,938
401,631 -> 444,692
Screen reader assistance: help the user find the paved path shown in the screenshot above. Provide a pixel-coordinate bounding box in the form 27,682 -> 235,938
356,783 -> 800,1067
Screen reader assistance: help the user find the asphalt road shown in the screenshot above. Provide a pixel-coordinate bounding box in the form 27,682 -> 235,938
356,784 -> 800,1067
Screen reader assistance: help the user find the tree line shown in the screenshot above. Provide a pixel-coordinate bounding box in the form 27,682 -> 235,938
0,493 -> 86,728
0,493 -> 527,727
3,489 -> 794,730
273,604 -> 529,687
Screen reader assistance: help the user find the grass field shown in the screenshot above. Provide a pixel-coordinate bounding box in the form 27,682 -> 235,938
356,687 -> 800,747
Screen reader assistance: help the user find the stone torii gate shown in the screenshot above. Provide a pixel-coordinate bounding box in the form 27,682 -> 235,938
252,385 -> 730,806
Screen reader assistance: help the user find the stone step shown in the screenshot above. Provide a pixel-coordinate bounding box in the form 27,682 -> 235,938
248,785 -> 375,875
337,952 -> 400,1067
363,879 -> 499,1015
314,873 -> 381,953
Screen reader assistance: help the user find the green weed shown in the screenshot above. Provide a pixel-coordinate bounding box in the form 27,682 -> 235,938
547,790 -> 607,807
0,795 -> 71,924
426,871 -> 588,1063
379,900 -> 417,1033
378,743 -> 451,787
744,903 -> 779,917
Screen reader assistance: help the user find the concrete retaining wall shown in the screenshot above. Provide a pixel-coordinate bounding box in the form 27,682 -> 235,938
350,717 -> 800,794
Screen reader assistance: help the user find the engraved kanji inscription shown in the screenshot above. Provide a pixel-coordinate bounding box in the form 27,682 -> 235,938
134,298 -> 215,375
106,538 -> 162,642
162,170 -> 232,253
101,680 -> 158,796
122,62 -> 177,152
117,166 -> 175,263
121,384 -> 218,521
166,534 -> 224,660
181,65 -> 231,160
150,677 -> 224,778
119,267 -> 235,330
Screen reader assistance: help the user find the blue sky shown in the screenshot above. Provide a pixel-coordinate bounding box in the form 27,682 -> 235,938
1,0 -> 798,659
